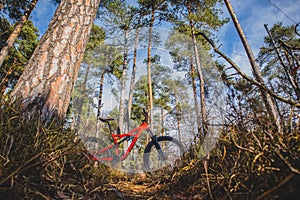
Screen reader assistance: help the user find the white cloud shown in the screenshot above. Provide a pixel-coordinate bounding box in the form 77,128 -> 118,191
216,0 -> 300,74
31,0 -> 56,36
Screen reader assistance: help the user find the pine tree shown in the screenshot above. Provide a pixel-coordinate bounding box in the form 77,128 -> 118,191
0,19 -> 39,97
138,0 -> 171,133
10,0 -> 101,122
169,0 -> 228,137
0,0 -> 38,68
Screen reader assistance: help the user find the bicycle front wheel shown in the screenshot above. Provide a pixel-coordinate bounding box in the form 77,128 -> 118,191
143,136 -> 185,172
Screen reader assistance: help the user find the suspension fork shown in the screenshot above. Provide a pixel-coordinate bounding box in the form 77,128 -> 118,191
147,128 -> 167,160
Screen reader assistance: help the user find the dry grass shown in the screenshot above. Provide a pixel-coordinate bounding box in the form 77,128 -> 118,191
0,104 -> 299,199
168,124 -> 300,200
0,105 -> 121,199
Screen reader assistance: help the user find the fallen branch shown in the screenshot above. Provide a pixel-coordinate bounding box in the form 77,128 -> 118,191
256,173 -> 296,200
0,150 -> 44,186
275,150 -> 300,175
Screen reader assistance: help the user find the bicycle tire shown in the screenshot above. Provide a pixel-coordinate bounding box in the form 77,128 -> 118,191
82,136 -> 112,161
143,136 -> 185,172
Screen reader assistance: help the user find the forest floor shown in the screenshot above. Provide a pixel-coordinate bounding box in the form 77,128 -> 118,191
106,173 -> 182,199
110,174 -> 170,199
102,166 -> 205,200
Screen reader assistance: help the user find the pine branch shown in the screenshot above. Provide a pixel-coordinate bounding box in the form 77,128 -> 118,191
197,32 -> 300,108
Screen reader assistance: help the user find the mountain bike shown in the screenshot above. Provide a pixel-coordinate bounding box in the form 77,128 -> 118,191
82,108 -> 185,172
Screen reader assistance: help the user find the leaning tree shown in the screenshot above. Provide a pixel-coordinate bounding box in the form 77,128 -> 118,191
10,0 -> 101,123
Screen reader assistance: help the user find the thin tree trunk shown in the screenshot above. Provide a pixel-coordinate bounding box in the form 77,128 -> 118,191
97,71 -> 105,120
76,63 -> 91,130
188,2 -> 208,137
0,0 -> 38,68
224,0 -> 281,132
127,23 -> 140,125
128,23 -> 139,162
161,107 -> 165,149
10,0 -> 101,122
161,107 -> 165,136
86,99 -> 91,128
146,3 -> 155,136
96,70 -> 105,136
175,95 -> 181,142
118,29 -> 129,133
190,58 -> 201,135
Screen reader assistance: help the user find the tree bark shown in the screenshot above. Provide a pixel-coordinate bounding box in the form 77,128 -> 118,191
0,0 -> 38,68
224,0 -> 282,132
10,0 -> 101,122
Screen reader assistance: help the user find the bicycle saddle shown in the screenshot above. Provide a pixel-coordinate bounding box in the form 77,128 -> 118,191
99,118 -> 121,134
99,117 -> 114,123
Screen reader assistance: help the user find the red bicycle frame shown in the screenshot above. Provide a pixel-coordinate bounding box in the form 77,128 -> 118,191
91,121 -> 150,162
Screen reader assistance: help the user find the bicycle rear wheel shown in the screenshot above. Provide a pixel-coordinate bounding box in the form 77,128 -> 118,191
143,136 -> 185,172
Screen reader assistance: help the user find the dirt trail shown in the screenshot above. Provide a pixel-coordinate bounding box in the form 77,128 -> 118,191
105,171 -> 204,200
108,173 -> 170,199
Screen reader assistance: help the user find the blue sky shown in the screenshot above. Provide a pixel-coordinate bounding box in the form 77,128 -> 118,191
31,0 -> 300,72
217,0 -> 300,73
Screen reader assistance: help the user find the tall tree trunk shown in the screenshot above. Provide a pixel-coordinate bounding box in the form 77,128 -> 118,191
10,0 -> 101,122
175,95 -> 181,142
86,99 -> 91,128
118,29 -> 129,133
127,23 -> 140,126
146,3 -> 155,138
190,58 -> 201,135
76,63 -> 91,130
96,70 -> 105,136
188,2 -> 208,137
97,70 -> 105,120
160,107 -> 165,137
224,0 -> 282,132
161,107 -> 165,149
0,0 -> 38,68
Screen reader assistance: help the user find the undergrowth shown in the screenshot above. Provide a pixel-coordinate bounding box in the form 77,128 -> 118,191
0,105 -> 122,199
169,124 -> 300,199
0,104 -> 299,199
